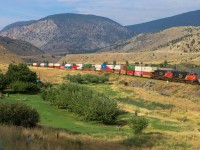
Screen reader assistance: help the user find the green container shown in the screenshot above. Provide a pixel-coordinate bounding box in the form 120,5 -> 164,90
83,64 -> 92,68
127,65 -> 135,70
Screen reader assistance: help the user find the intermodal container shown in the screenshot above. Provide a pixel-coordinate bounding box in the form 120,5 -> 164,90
54,63 -> 61,69
94,65 -> 101,71
114,65 -> 122,74
40,63 -> 48,67
65,64 -> 71,69
76,64 -> 83,70
121,65 -> 127,75
48,63 -> 54,68
101,64 -> 107,72
106,65 -> 114,72
142,67 -> 158,78
127,65 -> 135,71
134,66 -> 142,76
83,64 -> 92,70
60,66 -> 65,69
33,63 -> 39,67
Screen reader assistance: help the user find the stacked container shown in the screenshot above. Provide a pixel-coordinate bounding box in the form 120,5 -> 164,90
76,64 -> 83,70
54,63 -> 61,69
101,64 -> 107,72
114,65 -> 122,74
134,66 -> 142,76
121,65 -> 127,75
33,63 -> 39,67
83,64 -> 92,71
40,63 -> 48,67
106,65 -> 114,72
94,65 -> 101,71
65,64 -> 71,69
71,64 -> 77,70
127,65 -> 135,76
48,63 -> 54,68
142,67 -> 158,78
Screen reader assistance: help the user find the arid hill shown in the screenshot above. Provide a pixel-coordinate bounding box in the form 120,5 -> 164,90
0,13 -> 130,54
0,44 -> 23,64
101,26 -> 200,53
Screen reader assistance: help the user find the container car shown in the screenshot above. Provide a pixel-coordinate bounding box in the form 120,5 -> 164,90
134,66 -> 142,76
142,67 -> 158,78
114,65 -> 122,74
106,65 -> 114,73
40,63 -> 48,67
65,64 -> 71,69
54,63 -> 61,69
48,63 -> 54,68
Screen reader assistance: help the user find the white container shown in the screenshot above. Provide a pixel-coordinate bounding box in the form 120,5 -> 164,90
77,64 -> 83,70
114,65 -> 122,70
135,66 -> 142,71
48,63 -> 54,67
33,63 -> 38,66
54,63 -> 61,67
94,65 -> 101,71
142,67 -> 158,72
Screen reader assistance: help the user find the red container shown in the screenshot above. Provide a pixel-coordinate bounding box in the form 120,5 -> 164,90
142,72 -> 153,78
127,70 -> 134,76
71,66 -> 78,70
121,65 -> 127,75
60,66 -> 65,69
114,70 -> 121,74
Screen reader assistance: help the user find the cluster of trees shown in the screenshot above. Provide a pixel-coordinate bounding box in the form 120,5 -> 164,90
0,64 -> 40,93
41,83 -> 118,124
0,102 -> 40,127
66,74 -> 109,84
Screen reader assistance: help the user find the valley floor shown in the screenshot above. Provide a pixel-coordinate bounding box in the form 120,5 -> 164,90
0,66 -> 200,149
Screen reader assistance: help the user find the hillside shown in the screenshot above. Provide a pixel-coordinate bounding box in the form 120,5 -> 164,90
126,10 -> 200,35
0,13 -> 130,54
0,36 -> 44,56
59,51 -> 200,66
0,44 -> 23,64
101,26 -> 200,53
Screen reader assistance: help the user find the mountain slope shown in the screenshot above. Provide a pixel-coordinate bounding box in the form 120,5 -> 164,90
0,13 -> 130,53
0,36 -> 44,56
126,10 -> 200,35
0,44 -> 23,64
101,26 -> 200,53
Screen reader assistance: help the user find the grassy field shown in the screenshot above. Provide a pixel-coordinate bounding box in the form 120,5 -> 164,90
1,66 -> 200,149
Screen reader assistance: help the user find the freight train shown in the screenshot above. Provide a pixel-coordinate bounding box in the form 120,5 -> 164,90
31,63 -> 200,85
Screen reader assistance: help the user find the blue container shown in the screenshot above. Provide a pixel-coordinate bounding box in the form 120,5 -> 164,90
65,66 -> 71,69
101,64 -> 107,69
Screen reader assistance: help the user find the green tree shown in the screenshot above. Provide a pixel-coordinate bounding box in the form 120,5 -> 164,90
126,61 -> 129,66
0,74 -> 7,92
113,60 -> 117,66
6,64 -> 37,83
129,116 -> 149,135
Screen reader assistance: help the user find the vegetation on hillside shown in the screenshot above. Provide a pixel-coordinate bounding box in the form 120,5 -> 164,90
41,83 -> 118,124
65,73 -> 109,84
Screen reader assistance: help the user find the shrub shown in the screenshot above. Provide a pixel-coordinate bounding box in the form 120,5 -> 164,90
10,81 -> 39,92
65,74 -> 109,84
6,64 -> 37,83
0,74 -> 7,91
41,83 -> 118,123
129,116 -> 149,135
0,102 -> 40,127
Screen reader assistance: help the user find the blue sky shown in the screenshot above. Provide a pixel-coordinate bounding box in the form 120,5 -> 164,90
0,0 -> 200,30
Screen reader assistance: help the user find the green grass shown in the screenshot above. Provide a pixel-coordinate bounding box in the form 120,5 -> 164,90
117,98 -> 174,110
3,93 -> 131,138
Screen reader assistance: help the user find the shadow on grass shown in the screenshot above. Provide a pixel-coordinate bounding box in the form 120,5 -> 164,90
122,132 -> 163,148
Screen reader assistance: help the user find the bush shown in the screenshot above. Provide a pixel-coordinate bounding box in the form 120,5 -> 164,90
65,74 -> 109,84
6,64 -> 37,83
129,116 -> 149,135
10,81 -> 39,92
41,83 -> 118,123
0,102 -> 40,127
0,74 -> 7,91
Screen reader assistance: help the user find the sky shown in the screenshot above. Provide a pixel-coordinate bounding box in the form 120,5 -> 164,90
0,0 -> 200,30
